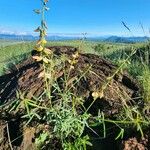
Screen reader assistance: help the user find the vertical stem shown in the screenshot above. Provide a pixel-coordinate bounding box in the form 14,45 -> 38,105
6,123 -> 13,150
41,0 -> 45,39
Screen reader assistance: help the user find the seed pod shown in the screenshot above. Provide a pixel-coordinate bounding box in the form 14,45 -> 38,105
43,57 -> 49,64
38,71 -> 45,78
45,7 -> 50,11
33,9 -> 41,14
44,48 -> 53,55
34,27 -> 41,32
32,56 -> 43,61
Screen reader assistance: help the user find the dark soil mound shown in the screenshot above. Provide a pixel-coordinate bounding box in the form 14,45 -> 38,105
0,46 -> 140,113
0,46 -> 143,149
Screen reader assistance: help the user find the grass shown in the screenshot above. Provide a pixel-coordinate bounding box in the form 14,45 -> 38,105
0,40 -> 132,75
138,65 -> 150,103
0,41 -> 34,74
0,39 -> 24,47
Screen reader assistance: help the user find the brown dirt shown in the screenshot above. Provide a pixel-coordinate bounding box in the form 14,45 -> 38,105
0,46 -> 145,149
121,129 -> 150,150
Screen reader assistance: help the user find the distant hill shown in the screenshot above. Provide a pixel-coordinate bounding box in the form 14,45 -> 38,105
0,34 -> 79,41
104,36 -> 149,43
0,34 -> 37,41
0,34 -> 149,43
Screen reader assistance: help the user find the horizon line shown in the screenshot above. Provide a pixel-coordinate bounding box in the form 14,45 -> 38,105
0,31 -> 149,38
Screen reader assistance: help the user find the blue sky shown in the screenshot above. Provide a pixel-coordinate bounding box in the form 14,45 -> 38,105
0,0 -> 150,36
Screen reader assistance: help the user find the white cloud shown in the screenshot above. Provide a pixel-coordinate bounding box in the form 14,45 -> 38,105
0,27 -> 30,35
0,29 -> 15,35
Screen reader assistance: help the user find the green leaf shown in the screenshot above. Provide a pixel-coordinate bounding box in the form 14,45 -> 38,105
115,129 -> 124,140
25,99 -> 30,117
35,132 -> 49,147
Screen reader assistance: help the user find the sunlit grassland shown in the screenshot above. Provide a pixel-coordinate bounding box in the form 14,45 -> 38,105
0,39 -> 24,47
0,41 -> 34,74
0,40 -> 144,75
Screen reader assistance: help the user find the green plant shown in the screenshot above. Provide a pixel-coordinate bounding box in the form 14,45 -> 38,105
33,0 -> 48,52
94,43 -> 105,53
63,135 -> 92,150
35,132 -> 49,149
138,65 -> 150,102
87,45 -> 150,140
17,1 -> 92,149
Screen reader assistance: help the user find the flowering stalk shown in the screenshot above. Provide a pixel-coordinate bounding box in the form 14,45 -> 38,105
33,0 -> 55,103
33,0 -> 49,54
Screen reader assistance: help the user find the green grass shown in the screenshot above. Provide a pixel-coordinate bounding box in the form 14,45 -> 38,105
0,42 -> 34,74
0,40 -> 129,75
0,39 -> 24,47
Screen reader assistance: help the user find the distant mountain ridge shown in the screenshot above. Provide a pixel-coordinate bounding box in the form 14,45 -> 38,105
0,34 -> 148,43
0,34 -> 37,41
104,36 -> 149,43
0,34 -> 79,41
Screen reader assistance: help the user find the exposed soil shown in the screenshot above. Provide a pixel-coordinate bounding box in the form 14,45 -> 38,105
0,46 -> 148,150
121,128 -> 150,150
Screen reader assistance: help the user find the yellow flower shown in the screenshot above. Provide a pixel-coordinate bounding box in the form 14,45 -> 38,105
45,73 -> 51,79
72,59 -> 78,65
68,59 -> 78,65
72,51 -> 79,59
41,38 -> 47,44
43,57 -> 49,64
92,90 -> 104,99
43,30 -> 47,36
92,92 -> 99,100
40,31 -> 47,37
36,39 -> 47,45
68,59 -> 72,64
43,48 -> 52,55
34,45 -> 43,52
70,65 -> 75,69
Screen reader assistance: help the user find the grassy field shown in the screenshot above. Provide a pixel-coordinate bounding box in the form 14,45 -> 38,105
0,40 -> 132,75
0,41 -> 34,74
0,40 -> 149,100
0,39 -> 24,47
